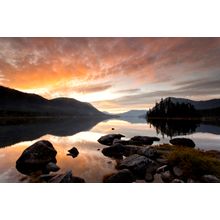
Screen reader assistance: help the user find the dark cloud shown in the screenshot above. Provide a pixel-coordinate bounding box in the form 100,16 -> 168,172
72,83 -> 112,94
115,88 -> 141,94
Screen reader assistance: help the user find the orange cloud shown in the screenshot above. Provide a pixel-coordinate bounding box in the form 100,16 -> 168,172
1,38 -> 220,112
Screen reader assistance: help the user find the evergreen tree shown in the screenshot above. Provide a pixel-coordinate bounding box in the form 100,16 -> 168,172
147,98 -> 200,118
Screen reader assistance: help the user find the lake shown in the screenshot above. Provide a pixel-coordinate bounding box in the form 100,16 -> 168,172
0,117 -> 220,182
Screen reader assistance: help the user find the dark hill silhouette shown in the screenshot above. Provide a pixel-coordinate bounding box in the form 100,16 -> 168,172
0,85 -> 106,117
168,97 -> 220,110
118,110 -> 147,118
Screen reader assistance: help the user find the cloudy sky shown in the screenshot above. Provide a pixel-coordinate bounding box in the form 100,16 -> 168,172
0,38 -> 220,113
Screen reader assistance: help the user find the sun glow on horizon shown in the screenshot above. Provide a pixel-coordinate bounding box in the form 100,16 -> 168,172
1,38 -> 220,112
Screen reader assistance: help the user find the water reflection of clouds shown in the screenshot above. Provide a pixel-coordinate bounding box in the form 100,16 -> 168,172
0,168 -> 14,182
91,119 -> 157,139
1,119 -> 220,182
29,133 -> 118,182
0,154 -> 5,158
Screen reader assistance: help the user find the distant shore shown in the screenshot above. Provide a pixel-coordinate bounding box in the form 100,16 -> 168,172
0,115 -> 111,125
147,116 -> 220,122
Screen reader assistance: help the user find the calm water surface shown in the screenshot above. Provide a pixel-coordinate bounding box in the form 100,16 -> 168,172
0,117 -> 220,182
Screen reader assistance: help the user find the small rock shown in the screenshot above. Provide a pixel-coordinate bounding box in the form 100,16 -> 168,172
137,146 -> 157,159
153,173 -> 163,183
118,154 -> 155,177
201,175 -> 220,183
103,169 -> 135,183
161,170 -> 173,183
187,178 -> 196,183
68,147 -> 79,158
156,165 -> 169,173
135,180 -> 146,183
45,162 -> 60,172
170,138 -> 195,148
98,134 -> 125,146
122,145 -> 140,156
173,166 -> 183,177
145,173 -> 154,182
172,179 -> 184,183
49,170 -> 85,183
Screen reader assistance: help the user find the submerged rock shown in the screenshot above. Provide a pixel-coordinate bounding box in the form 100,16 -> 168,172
201,175 -> 220,183
49,170 -> 85,183
67,147 -> 79,158
103,169 -> 135,183
170,138 -> 195,148
16,140 -> 57,175
98,134 -> 125,146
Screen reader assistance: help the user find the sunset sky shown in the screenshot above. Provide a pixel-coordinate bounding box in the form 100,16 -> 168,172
0,37 -> 220,113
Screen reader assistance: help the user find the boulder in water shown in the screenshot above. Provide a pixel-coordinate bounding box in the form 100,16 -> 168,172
130,136 -> 160,145
98,134 -> 125,146
170,138 -> 195,148
16,140 -> 57,175
67,147 -> 79,158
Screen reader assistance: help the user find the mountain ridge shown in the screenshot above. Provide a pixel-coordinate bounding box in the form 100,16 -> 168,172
119,110 -> 147,118
0,85 -> 106,117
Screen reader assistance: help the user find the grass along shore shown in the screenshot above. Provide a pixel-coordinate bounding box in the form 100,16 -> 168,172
154,144 -> 220,182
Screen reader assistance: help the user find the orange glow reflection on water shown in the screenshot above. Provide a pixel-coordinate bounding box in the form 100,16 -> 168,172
1,119 -> 220,182
0,131 -> 117,183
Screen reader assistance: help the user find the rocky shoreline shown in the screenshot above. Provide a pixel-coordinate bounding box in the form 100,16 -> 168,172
99,134 -> 220,183
15,134 -> 220,183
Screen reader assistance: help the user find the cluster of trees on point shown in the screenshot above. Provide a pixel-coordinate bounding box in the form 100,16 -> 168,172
147,98 -> 200,118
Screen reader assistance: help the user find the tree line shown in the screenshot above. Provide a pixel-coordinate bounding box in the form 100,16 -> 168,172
147,98 -> 200,118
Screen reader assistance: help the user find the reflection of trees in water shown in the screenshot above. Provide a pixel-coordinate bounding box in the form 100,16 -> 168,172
148,118 -> 201,138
